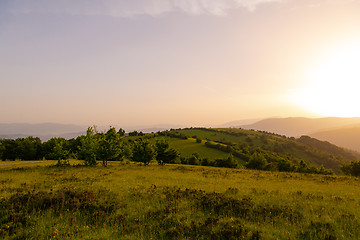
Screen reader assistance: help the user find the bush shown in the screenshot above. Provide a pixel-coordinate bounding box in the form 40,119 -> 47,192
246,152 -> 267,170
340,160 -> 360,176
131,139 -> 155,165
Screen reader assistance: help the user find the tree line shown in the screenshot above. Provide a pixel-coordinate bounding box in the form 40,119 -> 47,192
2,126 -> 359,176
0,127 -> 178,166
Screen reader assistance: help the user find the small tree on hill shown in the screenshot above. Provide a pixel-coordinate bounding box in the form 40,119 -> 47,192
118,128 -> 125,137
78,126 -> 99,166
131,139 -> 155,165
246,152 -> 267,170
98,127 -> 122,166
340,160 -> 360,176
155,139 -> 179,165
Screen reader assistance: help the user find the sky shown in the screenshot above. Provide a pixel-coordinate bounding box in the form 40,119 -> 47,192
1,0 -> 360,127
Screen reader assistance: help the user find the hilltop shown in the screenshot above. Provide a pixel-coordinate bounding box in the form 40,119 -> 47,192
119,128 -> 358,174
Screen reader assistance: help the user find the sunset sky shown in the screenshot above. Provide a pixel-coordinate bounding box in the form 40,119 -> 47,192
1,0 -> 360,127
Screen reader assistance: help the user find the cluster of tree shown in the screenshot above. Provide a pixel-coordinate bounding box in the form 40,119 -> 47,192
0,137 -> 42,161
185,127 -> 248,137
0,126 -> 182,167
130,139 -> 179,165
203,140 -> 333,175
128,131 -> 145,136
245,151 -> 333,175
340,161 -> 360,176
157,131 -> 188,140
178,153 -> 238,169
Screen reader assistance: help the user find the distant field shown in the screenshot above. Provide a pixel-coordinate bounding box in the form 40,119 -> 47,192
167,138 -> 243,162
1,162 -> 360,239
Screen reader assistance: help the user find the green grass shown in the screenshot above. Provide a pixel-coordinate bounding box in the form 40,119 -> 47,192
168,137 -> 238,159
1,161 -> 360,239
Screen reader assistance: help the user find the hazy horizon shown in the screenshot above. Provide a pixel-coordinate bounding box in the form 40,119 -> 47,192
1,0 -> 360,126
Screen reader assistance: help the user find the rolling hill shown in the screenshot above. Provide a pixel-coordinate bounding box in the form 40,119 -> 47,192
310,126 -> 360,153
151,128 -> 360,174
240,117 -> 360,137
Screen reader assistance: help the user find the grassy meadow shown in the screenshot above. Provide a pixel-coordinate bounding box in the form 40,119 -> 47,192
1,160 -> 360,239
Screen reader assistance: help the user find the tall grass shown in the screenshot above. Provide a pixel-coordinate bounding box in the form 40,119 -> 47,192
0,161 -> 360,239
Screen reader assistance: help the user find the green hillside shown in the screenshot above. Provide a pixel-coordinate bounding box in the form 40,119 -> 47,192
153,128 -> 359,174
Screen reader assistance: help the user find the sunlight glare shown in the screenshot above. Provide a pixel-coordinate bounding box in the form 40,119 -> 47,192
292,40 -> 360,117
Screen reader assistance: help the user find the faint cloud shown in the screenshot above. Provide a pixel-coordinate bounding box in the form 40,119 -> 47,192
5,0 -> 287,17
233,0 -> 285,12
6,0 -> 358,17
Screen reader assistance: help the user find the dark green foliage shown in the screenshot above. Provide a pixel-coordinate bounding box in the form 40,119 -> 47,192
98,127 -> 122,166
0,139 -> 19,160
128,131 -> 144,136
246,152 -> 267,170
43,138 -> 69,160
214,156 -> 238,168
188,153 -> 201,165
277,158 -> 295,172
157,131 -> 188,139
78,127 -> 99,166
0,137 -> 42,161
131,139 -> 155,165
340,160 -> 360,176
117,128 -> 125,136
155,139 -> 179,165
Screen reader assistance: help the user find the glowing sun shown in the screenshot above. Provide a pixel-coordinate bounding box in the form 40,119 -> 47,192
293,39 -> 360,117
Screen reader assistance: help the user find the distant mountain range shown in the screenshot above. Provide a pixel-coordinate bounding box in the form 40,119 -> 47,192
0,123 -> 87,141
238,117 -> 360,153
0,123 -> 183,141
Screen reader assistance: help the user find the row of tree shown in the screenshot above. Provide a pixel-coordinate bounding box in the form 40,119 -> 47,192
0,127 -> 179,167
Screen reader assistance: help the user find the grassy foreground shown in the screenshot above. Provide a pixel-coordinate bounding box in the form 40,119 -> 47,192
1,161 -> 360,239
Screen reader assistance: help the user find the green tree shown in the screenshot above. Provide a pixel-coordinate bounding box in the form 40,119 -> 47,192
118,128 -> 125,137
297,160 -> 310,173
0,139 -> 18,161
215,155 -> 238,168
17,137 -> 42,160
47,139 -> 69,160
155,139 -> 179,165
98,127 -> 122,166
131,139 -> 155,165
78,126 -> 99,166
340,160 -> 360,176
188,153 -> 200,165
246,152 -> 267,170
277,158 -> 295,172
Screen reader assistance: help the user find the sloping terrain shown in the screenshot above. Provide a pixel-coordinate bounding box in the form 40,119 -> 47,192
159,128 -> 359,174
310,126 -> 360,153
240,117 -> 360,137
